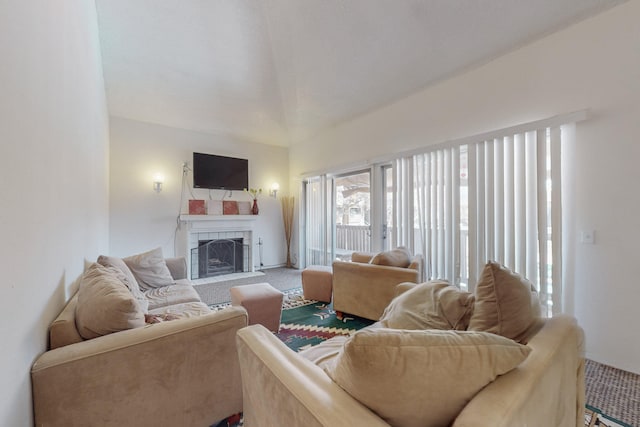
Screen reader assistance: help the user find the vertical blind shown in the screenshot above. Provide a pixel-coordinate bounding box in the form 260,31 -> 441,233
468,130 -> 559,304
414,148 -> 461,287
304,175 -> 332,266
404,126 -> 564,316
303,113 -> 584,316
390,157 -> 413,249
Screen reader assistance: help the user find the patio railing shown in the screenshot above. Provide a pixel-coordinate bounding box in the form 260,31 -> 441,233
336,224 -> 371,253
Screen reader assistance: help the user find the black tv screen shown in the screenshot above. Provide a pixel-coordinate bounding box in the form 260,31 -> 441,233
193,152 -> 248,190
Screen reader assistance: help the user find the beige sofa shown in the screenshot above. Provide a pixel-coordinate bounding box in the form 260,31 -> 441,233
237,315 -> 585,427
332,250 -> 423,320
31,254 -> 247,427
237,263 -> 585,427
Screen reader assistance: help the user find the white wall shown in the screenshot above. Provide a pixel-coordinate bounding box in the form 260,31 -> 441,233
109,117 -> 289,269
0,2 -> 110,425
291,1 -> 640,374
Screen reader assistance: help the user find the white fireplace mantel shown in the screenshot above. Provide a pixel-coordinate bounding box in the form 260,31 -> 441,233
179,214 -> 257,230
177,214 -> 258,279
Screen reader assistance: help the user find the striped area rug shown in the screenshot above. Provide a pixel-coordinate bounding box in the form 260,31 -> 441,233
585,405 -> 632,426
275,295 -> 374,352
208,287 -> 307,312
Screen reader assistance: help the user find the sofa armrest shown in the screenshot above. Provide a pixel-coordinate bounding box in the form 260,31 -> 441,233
408,254 -> 424,282
165,256 -> 187,280
332,260 -> 420,320
350,251 -> 376,263
32,306 -> 248,427
49,293 -> 83,349
236,324 -> 389,427
452,315 -> 585,427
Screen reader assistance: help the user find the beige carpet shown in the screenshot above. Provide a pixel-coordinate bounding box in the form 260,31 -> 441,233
585,359 -> 639,426
193,267 -> 302,306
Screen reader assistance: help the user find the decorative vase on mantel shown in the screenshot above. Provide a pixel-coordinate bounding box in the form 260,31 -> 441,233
245,188 -> 262,215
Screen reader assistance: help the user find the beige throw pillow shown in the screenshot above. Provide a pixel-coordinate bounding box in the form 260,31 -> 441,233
123,247 -> 175,291
468,261 -> 542,343
97,254 -> 149,312
75,263 -> 146,339
380,280 -> 475,330
370,247 -> 411,268
325,328 -> 530,427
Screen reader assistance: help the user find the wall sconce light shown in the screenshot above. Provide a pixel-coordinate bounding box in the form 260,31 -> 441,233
269,182 -> 280,198
153,173 -> 164,193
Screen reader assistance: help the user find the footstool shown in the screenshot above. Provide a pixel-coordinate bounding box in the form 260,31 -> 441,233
230,283 -> 283,332
301,265 -> 333,303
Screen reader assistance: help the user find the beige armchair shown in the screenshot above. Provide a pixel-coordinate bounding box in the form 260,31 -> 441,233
332,250 -> 423,320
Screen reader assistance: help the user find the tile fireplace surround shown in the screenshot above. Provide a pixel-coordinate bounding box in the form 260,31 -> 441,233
177,214 -> 257,280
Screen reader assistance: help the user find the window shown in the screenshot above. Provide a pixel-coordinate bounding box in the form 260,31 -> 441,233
303,171 -> 372,265
302,112 -> 585,316
391,121 -> 577,316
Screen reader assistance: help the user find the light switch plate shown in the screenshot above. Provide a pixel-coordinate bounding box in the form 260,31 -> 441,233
580,230 -> 595,244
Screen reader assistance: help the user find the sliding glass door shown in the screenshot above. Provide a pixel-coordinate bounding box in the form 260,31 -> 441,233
304,170 -> 372,266
334,171 -> 371,260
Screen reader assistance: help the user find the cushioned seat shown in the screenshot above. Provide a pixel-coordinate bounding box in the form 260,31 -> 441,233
230,283 -> 283,332
147,301 -> 212,318
302,265 -> 333,302
144,283 -> 202,310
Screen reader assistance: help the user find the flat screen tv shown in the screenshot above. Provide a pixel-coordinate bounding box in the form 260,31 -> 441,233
193,152 -> 248,190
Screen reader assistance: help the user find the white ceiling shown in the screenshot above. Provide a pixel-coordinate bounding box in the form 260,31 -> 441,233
95,0 -> 624,147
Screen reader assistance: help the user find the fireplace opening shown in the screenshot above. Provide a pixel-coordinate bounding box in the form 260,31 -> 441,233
192,238 -> 247,279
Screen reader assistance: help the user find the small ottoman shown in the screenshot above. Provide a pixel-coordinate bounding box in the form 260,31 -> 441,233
230,283 -> 283,332
302,265 -> 333,303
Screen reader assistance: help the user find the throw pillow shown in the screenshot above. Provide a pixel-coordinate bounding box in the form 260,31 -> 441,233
325,328 -> 531,427
75,263 -> 146,339
468,261 -> 542,343
370,247 -> 411,268
380,280 -> 475,330
123,247 -> 175,291
97,255 -> 149,312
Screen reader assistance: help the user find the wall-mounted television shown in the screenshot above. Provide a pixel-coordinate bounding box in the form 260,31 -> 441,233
193,152 -> 248,190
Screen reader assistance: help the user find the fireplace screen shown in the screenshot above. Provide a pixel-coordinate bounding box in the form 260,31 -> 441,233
191,238 -> 249,280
